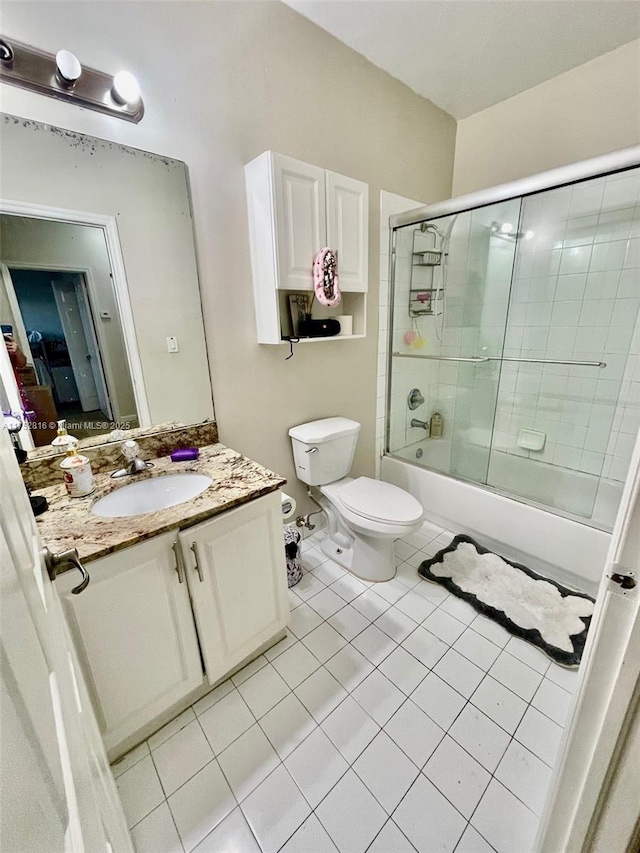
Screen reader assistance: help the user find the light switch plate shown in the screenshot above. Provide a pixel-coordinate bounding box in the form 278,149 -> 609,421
166,336 -> 179,353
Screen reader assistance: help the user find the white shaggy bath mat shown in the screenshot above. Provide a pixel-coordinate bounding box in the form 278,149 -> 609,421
419,535 -> 595,667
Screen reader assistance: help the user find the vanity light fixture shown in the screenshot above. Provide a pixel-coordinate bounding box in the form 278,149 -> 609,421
0,36 -> 144,123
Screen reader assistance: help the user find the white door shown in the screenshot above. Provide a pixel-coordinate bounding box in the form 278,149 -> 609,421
0,396 -> 132,851
73,275 -> 112,420
273,153 -> 326,291
180,492 -> 288,685
325,170 -> 369,292
536,428 -> 640,852
56,533 -> 203,755
51,279 -> 100,413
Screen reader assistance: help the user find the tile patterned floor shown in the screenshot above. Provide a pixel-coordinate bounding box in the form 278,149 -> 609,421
113,520 -> 580,853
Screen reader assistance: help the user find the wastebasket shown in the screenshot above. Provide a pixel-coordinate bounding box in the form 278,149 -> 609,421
284,525 -> 302,588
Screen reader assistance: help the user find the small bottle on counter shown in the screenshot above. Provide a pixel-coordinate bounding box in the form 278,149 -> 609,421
60,444 -> 95,497
430,411 -> 444,438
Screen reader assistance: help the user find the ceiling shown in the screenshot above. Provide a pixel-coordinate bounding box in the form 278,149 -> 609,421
283,1 -> 640,119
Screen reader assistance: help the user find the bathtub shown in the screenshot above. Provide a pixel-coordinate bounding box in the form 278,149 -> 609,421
382,449 -> 611,596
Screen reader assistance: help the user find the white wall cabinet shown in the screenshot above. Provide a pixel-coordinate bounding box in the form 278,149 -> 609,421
245,150 -> 369,344
56,492 -> 288,755
180,491 -> 289,686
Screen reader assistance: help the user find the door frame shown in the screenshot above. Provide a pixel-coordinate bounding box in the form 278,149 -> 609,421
0,199 -> 151,426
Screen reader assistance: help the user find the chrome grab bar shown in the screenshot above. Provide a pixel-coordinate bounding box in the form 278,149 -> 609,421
392,352 -> 606,368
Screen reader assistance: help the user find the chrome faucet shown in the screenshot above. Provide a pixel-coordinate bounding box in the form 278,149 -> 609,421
410,418 -> 430,432
110,440 -> 153,479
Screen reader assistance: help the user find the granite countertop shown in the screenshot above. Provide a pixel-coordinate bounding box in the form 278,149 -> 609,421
36,443 -> 286,564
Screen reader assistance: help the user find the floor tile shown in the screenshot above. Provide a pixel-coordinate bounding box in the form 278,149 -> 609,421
385,699 -> 445,768
470,614 -> 511,648
403,530 -> 433,550
152,719 -> 214,796
285,728 -> 349,807
148,708 -> 196,752
352,624 -> 396,665
272,641 -> 321,687
351,589 -> 391,621
259,692 -> 317,760
455,824 -> 497,853
495,740 -> 553,816
324,644 -> 374,691
448,704 -> 510,773
434,648 -> 485,698
379,646 -> 429,695
504,636 -> 551,675
217,723 -> 280,802
301,546 -> 327,571
413,579 -> 450,605
367,819 -> 416,853
191,807 -> 260,853
377,578 -> 412,604
279,814 -> 338,853
423,608 -> 466,645
302,623 -> 347,664
288,588 -> 303,610
198,689 -> 255,754
231,654 -> 269,686
402,625 -> 449,669
289,603 -> 324,638
111,741 -> 149,779
308,588 -> 348,619
489,652 -> 543,702
294,572 -> 327,601
545,662 -> 581,694
295,667 -> 348,722
393,774 -> 467,853
315,769 -> 387,853
192,679 -> 235,717
515,706 -> 564,767
374,607 -> 418,642
395,561 -> 421,590
353,731 -> 419,813
352,670 -> 405,726
531,678 -> 573,726
419,521 -> 445,540
394,540 -> 419,561
168,760 -> 235,852
241,765 -> 311,853
237,663 -> 290,718
471,779 -> 539,853
440,595 -> 478,626
115,754 -> 165,829
330,573 -> 368,602
405,548 -> 429,569
394,589 -> 436,623
424,735 -> 491,818
411,672 -> 466,730
129,802 -> 182,853
471,676 -> 527,734
328,604 -> 371,640
264,632 -> 298,661
312,560 -> 346,586
321,695 -> 380,763
453,628 -> 502,671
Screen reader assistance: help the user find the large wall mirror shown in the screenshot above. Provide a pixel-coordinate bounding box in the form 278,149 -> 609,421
0,115 -> 214,453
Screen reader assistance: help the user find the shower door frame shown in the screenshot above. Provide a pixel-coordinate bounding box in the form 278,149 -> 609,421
386,144 -> 640,528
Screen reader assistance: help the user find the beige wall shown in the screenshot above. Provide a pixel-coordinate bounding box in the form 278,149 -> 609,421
0,1 -> 456,512
453,40 -> 640,196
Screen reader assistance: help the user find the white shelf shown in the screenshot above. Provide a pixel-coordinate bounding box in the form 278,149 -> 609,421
279,334 -> 366,344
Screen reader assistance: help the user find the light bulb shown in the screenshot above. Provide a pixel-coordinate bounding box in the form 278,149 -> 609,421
112,70 -> 141,105
56,49 -> 82,84
499,222 -> 514,234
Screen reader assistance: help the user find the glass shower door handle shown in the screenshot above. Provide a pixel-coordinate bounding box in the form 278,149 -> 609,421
392,352 -> 491,363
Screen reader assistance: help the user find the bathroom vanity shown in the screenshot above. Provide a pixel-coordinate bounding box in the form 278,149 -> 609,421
35,440 -> 289,760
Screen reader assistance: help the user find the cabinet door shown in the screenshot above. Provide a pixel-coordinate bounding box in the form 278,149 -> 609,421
326,170 -> 369,292
56,533 -> 203,753
273,153 -> 326,291
181,492 -> 289,685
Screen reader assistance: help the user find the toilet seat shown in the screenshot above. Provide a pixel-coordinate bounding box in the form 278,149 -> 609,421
340,477 -> 424,525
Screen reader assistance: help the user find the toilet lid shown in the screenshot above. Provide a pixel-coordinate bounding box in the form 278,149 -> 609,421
340,477 -> 423,525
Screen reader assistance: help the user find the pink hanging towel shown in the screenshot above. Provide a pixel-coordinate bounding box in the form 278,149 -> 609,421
313,247 -> 341,307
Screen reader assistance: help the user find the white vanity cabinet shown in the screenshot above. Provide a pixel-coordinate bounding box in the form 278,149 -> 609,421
56,532 -> 203,754
245,150 -> 369,343
179,491 -> 289,686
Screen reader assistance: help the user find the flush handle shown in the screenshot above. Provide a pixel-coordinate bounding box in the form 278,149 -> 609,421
43,546 -> 90,594
191,542 -> 204,583
610,570 -> 636,590
305,447 -> 318,454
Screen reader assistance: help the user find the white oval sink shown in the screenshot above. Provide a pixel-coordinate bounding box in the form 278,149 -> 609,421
92,473 -> 212,518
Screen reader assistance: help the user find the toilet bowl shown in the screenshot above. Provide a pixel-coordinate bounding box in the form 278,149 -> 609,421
288,418 -> 423,582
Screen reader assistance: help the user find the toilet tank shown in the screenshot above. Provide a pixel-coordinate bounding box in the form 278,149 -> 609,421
289,417 -> 361,486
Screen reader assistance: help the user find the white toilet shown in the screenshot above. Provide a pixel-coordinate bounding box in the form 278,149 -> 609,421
288,417 -> 424,582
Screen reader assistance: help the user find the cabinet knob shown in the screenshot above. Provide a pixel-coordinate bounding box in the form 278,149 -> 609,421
43,546 -> 90,594
172,540 -> 184,583
191,542 -> 204,583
